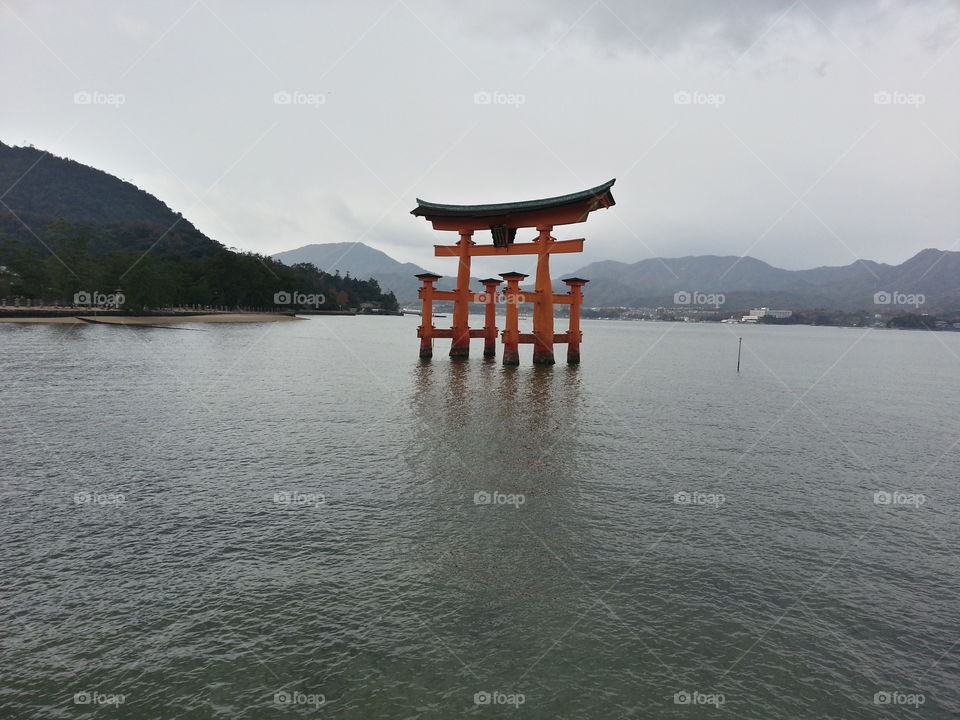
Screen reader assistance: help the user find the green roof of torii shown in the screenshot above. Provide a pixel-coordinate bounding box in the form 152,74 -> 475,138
411,179 -> 615,219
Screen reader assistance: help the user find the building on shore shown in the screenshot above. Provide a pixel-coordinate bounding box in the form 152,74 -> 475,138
741,307 -> 792,323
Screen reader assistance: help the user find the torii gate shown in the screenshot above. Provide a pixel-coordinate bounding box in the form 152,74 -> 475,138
410,179 -> 615,365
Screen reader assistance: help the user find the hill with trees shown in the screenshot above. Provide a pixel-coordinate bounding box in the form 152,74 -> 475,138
0,142 -> 397,312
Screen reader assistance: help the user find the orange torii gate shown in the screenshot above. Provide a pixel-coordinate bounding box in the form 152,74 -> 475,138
411,179 -> 616,365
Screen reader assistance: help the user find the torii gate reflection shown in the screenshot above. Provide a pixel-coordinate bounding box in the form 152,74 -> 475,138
411,180 -> 616,365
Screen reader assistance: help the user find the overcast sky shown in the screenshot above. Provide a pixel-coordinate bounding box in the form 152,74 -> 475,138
2,0 -> 959,277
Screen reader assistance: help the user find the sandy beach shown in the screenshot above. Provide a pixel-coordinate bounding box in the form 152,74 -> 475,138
0,313 -> 303,325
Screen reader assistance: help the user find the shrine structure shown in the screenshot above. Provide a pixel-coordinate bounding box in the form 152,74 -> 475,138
411,179 -> 615,365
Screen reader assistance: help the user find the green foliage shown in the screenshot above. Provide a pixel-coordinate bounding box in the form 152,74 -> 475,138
760,309 -> 867,326
1,219 -> 398,311
886,313 -> 938,329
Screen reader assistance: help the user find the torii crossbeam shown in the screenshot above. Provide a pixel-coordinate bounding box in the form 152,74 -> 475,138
410,179 -> 615,365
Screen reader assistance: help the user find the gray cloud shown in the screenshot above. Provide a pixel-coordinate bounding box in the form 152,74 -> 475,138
448,0 -> 915,55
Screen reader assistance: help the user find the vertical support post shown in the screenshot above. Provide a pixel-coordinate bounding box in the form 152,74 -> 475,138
415,272 -> 441,359
532,226 -> 555,365
499,272 -> 527,366
479,278 -> 502,358
450,230 -> 474,358
562,277 -> 588,364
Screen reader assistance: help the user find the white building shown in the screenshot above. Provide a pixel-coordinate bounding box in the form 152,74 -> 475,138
741,307 -> 792,322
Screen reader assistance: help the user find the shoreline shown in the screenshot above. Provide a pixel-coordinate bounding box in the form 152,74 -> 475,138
0,313 -> 304,325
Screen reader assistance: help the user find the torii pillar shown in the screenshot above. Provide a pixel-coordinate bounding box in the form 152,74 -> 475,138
532,226 -> 556,364
449,231 -> 474,358
415,272 -> 442,359
478,278 -> 502,358
562,277 -> 588,364
500,272 -> 527,366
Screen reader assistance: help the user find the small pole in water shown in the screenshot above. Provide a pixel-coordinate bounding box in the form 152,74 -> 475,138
737,337 -> 742,373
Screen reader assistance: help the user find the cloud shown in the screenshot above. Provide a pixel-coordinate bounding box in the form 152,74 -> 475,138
445,0 -> 935,55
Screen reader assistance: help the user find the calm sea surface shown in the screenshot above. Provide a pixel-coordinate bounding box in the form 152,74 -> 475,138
2,317 -> 958,719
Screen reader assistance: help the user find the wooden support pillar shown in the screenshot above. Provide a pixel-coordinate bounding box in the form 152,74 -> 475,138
499,272 -> 527,366
478,278 -> 502,358
450,230 -> 474,358
562,277 -> 588,364
532,226 -> 555,365
415,272 -> 442,359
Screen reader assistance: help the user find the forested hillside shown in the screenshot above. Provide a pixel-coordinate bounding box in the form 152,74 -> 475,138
0,143 -> 397,311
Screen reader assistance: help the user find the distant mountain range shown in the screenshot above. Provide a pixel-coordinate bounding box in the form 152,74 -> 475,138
570,251 -> 960,311
273,241 -> 960,312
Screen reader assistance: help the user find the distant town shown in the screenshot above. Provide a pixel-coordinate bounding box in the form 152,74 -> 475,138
578,305 -> 960,330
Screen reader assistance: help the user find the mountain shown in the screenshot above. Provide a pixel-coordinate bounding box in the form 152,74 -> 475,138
273,242 -> 417,275
793,259 -> 891,286
0,142 -> 222,259
564,250 -> 960,311
273,242 -> 468,304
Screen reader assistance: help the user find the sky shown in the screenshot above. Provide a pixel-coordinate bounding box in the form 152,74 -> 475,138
2,0 -> 959,278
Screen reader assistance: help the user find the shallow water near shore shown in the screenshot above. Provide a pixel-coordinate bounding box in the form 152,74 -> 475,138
2,316 -> 959,718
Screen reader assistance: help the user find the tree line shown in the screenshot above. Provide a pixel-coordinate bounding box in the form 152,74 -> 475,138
0,219 -> 398,312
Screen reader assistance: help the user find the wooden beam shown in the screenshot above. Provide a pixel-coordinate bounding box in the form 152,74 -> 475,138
425,205 -> 598,231
426,290 -> 458,301
517,332 -> 571,344
434,238 -> 584,257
